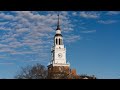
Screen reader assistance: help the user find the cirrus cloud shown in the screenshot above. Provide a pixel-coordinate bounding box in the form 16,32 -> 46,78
0,11 -> 80,63
80,11 -> 100,19
106,11 -> 120,15
98,20 -> 118,24
80,30 -> 96,33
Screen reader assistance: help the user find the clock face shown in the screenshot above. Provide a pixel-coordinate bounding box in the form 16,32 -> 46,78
58,53 -> 62,58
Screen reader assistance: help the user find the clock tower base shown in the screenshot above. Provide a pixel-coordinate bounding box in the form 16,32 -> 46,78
47,65 -> 70,79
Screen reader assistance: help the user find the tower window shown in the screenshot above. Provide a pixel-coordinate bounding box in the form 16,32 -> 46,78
59,38 -> 60,45
61,39 -> 62,45
56,39 -> 57,45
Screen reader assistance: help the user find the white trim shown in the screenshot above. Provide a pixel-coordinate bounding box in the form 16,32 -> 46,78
52,63 -> 70,67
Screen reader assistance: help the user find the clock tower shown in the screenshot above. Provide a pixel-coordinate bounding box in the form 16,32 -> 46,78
47,14 -> 70,78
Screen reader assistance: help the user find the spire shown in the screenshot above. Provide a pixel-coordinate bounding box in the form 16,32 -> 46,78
56,14 -> 61,30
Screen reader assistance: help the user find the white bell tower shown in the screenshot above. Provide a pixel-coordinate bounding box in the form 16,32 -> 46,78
48,14 -> 70,67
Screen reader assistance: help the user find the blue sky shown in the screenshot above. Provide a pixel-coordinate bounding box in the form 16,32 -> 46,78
0,11 -> 120,79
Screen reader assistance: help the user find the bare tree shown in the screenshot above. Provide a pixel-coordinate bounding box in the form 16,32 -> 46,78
14,63 -> 48,79
14,63 -> 96,79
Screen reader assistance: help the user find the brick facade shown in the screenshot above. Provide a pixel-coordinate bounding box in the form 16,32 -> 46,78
47,65 -> 79,79
48,66 -> 70,79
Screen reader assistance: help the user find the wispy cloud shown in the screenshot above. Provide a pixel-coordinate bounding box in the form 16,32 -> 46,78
106,11 -> 120,15
0,62 -> 15,65
0,11 -> 80,62
0,21 -> 9,25
72,12 -> 77,16
0,13 -> 14,20
22,59 -> 48,63
65,35 -> 80,43
80,12 -> 100,19
0,27 -> 12,31
98,20 -> 118,24
0,55 -> 6,58
80,30 -> 96,33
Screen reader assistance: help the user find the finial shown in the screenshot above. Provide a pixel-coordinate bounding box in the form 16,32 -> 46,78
58,14 -> 60,27
56,13 -> 61,30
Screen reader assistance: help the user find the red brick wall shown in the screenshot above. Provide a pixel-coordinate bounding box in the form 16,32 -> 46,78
48,66 -> 70,79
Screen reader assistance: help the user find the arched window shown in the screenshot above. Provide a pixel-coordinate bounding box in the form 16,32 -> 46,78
61,39 -> 62,45
59,38 -> 60,45
56,39 -> 57,45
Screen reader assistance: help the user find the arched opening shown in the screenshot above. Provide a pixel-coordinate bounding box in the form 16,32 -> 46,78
59,38 -> 60,45
56,39 -> 57,45
61,39 -> 62,45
